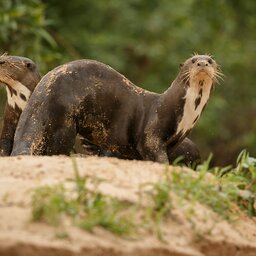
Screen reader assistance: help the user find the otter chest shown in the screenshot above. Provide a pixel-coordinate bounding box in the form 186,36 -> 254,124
175,80 -> 211,136
6,81 -> 31,111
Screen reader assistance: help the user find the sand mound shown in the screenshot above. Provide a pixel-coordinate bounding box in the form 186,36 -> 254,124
0,156 -> 256,256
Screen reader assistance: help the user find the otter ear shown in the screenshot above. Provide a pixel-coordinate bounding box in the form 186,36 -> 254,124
25,61 -> 35,71
179,63 -> 184,69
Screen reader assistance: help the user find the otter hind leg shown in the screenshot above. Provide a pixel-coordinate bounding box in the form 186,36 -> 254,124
12,107 -> 77,156
44,121 -> 77,156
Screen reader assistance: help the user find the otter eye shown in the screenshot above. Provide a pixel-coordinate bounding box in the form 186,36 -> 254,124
192,58 -> 196,63
208,58 -> 213,64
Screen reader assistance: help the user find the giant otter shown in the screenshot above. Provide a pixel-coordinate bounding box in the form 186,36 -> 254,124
0,53 -> 201,164
11,54 -> 220,163
0,53 -> 41,155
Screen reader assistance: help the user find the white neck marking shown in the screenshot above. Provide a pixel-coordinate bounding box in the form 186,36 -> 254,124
175,79 -> 212,136
6,81 -> 31,110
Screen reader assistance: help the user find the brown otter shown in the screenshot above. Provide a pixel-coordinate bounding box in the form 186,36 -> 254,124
0,53 -> 201,165
0,53 -> 41,156
11,54 -> 221,163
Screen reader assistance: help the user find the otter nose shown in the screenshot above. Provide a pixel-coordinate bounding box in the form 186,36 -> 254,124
197,60 -> 208,67
0,60 -> 5,65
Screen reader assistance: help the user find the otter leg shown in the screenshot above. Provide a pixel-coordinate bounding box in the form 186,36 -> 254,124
0,105 -> 20,156
167,137 -> 201,166
26,124 -> 76,156
44,123 -> 77,155
143,145 -> 169,163
138,132 -> 169,163
30,113 -> 77,155
12,102 -> 77,156
38,101 -> 77,155
0,125 -> 14,156
154,147 -> 169,163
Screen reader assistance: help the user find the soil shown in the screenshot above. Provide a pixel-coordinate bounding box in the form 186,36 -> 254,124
0,155 -> 256,256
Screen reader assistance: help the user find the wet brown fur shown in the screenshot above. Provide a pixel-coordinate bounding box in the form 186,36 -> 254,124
11,55 -> 221,164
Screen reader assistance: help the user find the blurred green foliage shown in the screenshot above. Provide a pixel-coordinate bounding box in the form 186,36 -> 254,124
0,0 -> 255,165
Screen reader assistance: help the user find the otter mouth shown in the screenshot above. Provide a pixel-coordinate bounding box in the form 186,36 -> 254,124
195,69 -> 212,79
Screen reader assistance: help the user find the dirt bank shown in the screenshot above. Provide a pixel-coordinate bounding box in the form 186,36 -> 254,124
0,156 -> 256,256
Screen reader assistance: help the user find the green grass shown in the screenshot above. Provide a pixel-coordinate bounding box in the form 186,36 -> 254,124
32,184 -> 67,225
31,151 -> 256,238
214,150 -> 256,216
140,171 -> 173,240
32,157 -> 135,236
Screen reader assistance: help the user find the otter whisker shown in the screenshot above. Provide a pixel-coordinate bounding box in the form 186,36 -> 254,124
182,68 -> 190,73
0,73 -> 12,86
214,73 -> 224,81
9,62 -> 23,71
215,71 -> 224,78
0,52 -> 8,59
205,53 -> 213,58
2,70 -> 12,80
184,75 -> 190,85
213,75 -> 223,85
214,79 -> 221,86
181,71 -> 190,79
182,71 -> 190,76
181,71 -> 190,77
181,72 -> 190,82
215,74 -> 224,80
5,59 -> 23,71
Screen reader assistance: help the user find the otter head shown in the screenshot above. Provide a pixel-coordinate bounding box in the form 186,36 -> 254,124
179,54 -> 222,88
174,54 -> 223,140
0,53 -> 41,111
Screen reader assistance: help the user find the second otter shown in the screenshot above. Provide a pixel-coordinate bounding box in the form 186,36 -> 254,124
0,54 -> 41,155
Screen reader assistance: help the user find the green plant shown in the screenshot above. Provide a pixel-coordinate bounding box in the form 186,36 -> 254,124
31,151 -> 256,240
218,150 -> 256,216
32,184 -> 67,225
31,157 -> 135,236
168,162 -> 234,218
141,170 -> 173,240
192,150 -> 256,217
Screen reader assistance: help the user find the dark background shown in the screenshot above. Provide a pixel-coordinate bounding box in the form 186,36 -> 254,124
0,0 -> 255,166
